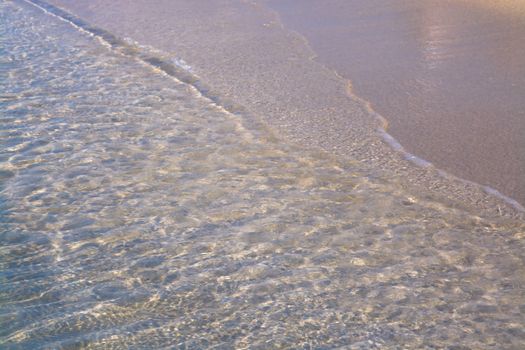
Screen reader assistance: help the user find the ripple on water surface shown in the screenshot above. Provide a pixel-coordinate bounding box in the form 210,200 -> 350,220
0,1 -> 524,349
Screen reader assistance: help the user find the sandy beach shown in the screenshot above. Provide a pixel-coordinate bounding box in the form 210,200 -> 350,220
45,0 -> 525,214
265,0 -> 525,207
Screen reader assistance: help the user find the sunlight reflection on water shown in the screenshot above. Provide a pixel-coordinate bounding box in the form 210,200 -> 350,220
1,1 -> 524,348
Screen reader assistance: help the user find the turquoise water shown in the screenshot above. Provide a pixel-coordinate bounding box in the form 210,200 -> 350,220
1,1 -> 524,348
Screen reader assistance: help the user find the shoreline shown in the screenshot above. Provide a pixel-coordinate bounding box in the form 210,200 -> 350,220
4,1 -> 525,347
263,0 -> 525,208
43,0 -> 524,219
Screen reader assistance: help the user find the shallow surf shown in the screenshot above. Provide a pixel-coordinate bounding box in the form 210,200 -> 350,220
1,0 -> 524,348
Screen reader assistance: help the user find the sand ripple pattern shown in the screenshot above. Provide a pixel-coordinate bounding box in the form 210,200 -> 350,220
1,1 -> 524,349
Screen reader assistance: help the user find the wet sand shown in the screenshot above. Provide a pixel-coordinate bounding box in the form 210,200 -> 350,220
45,0 -> 524,215
265,0 -> 525,205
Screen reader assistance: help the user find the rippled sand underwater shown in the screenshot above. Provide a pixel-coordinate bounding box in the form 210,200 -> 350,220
1,1 -> 524,349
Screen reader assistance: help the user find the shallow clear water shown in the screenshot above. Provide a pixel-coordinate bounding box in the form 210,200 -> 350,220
1,1 -> 524,348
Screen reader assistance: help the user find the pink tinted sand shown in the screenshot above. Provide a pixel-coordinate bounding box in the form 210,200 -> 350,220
265,0 -> 525,205
47,0 -> 525,213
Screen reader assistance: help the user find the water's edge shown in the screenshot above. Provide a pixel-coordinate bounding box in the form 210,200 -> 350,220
2,1 -> 525,347
23,0 -> 267,134
31,0 -> 524,218
254,0 -> 525,213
